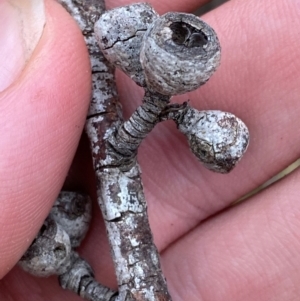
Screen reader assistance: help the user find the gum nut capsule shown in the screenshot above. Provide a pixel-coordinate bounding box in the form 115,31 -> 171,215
140,12 -> 221,95
178,107 -> 249,173
94,3 -> 158,86
19,217 -> 72,277
50,191 -> 92,248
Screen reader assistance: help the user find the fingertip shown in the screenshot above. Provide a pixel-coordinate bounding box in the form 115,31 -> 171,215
0,0 -> 91,278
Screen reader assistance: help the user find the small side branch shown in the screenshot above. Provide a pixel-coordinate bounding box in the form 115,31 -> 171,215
59,252 -> 118,301
107,90 -> 170,167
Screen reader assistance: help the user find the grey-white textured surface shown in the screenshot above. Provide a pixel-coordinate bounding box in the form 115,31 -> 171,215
160,103 -> 249,173
59,252 -> 118,301
19,191 -> 117,300
140,12 -> 221,95
106,90 -> 170,170
178,107 -> 249,173
50,191 -> 92,248
95,3 -> 158,86
19,216 -> 72,277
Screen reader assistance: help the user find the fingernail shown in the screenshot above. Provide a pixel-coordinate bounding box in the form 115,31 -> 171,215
0,0 -> 45,92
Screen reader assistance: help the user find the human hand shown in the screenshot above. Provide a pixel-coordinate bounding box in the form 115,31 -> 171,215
1,0 -> 300,300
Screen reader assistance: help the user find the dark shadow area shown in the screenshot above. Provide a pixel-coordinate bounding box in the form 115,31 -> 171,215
194,0 -> 228,15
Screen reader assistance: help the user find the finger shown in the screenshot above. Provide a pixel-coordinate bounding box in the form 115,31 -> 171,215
106,0 -> 210,14
115,0 -> 300,250
0,0 -> 91,278
162,167 -> 300,301
0,266 -> 79,301
0,0 -> 45,92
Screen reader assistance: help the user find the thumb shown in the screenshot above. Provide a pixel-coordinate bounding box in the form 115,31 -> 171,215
0,0 -> 45,92
0,0 -> 91,278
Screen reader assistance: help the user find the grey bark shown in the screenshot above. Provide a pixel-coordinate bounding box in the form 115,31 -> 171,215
19,1 -> 250,301
63,0 -> 172,300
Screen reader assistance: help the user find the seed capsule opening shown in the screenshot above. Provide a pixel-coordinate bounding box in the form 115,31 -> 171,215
140,12 -> 221,95
170,22 -> 208,48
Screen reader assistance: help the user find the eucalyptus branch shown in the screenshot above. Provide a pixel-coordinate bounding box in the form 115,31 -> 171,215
61,1 -> 171,300
20,1 -> 249,301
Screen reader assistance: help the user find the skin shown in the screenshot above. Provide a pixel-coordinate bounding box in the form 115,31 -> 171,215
1,0 -> 300,300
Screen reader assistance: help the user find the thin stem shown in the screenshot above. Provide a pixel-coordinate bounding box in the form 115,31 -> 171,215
158,102 -> 189,124
107,90 -> 170,169
59,252 -> 118,301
